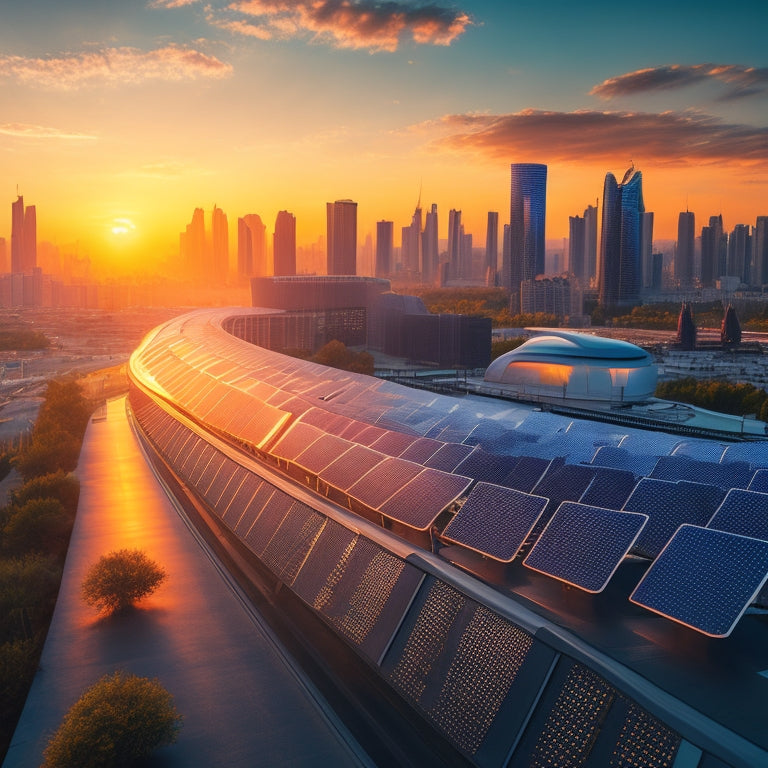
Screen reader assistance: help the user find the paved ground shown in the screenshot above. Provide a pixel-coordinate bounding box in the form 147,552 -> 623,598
3,398 -> 371,768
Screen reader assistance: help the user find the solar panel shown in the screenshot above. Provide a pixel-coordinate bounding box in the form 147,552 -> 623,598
630,525 -> 768,637
318,444 -> 387,492
452,448 -> 521,485
748,469 -> 768,494
378,469 -> 472,530
622,478 -> 714,560
294,434 -> 353,473
579,467 -> 637,510
523,503 -> 648,593
399,437 -> 445,464
369,430 -> 419,457
503,456 -> 559,493
532,464 -> 598,519
671,440 -> 728,463
270,422 -> 325,461
707,489 -> 768,541
347,457 -> 423,509
650,455 -> 755,490
590,446 -> 657,476
441,482 -> 548,562
424,442 -> 475,472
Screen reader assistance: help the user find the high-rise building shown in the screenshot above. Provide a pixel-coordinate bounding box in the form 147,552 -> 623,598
273,211 -> 296,277
240,214 -> 267,277
701,215 -> 727,287
180,207 -> 206,280
727,224 -> 750,285
640,211 -> 654,291
676,211 -> 695,290
598,165 -> 644,309
421,205 -> 438,285
402,203 -> 422,277
376,221 -> 393,278
237,218 -> 252,279
0,237 -> 6,274
568,214 -> 585,285
447,209 -> 462,280
485,212 -> 499,280
509,163 -> 547,311
326,199 -> 357,275
11,195 -> 36,275
584,204 -> 598,285
211,205 -> 229,283
754,217 -> 768,288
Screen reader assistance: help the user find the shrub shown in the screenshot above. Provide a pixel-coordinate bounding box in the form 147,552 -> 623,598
2,498 -> 70,556
42,671 -> 181,768
81,550 -> 167,614
12,472 -> 80,517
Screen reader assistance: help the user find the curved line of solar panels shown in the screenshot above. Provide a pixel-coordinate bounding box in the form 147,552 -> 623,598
128,311 -> 768,642
127,383 -> 764,768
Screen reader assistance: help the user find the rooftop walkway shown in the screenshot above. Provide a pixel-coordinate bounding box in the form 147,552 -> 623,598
3,397 -> 371,768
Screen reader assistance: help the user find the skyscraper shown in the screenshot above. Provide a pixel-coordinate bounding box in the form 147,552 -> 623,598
728,224 -> 750,285
211,205 -> 229,283
180,207 -> 205,281
326,199 -> 357,275
598,165 -> 644,309
509,163 -> 547,311
421,204 -> 438,285
447,209 -> 462,279
568,214 -> 585,285
640,211 -> 654,290
701,215 -> 726,287
402,203 -> 422,277
273,211 -> 296,277
240,214 -> 267,277
237,218 -> 253,279
754,217 -> 768,288
676,211 -> 695,290
11,195 -> 36,275
584,204 -> 598,285
376,221 -> 393,278
485,212 -> 499,281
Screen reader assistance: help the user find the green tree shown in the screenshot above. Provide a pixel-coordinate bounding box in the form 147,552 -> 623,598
2,498 -> 70,556
81,550 -> 167,614
11,471 -> 80,516
0,555 -> 61,642
42,671 -> 181,768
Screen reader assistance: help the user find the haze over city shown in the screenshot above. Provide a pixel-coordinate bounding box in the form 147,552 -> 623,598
1,0 -> 766,278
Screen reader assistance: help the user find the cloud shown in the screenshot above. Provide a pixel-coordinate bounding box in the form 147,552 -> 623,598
427,109 -> 768,167
213,0 -> 472,52
0,45 -> 232,89
0,123 -> 97,140
149,0 -> 199,6
592,64 -> 768,101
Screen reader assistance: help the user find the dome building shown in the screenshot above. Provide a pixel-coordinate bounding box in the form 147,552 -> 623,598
484,330 -> 657,405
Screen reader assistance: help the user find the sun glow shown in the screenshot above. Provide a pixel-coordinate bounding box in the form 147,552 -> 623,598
111,218 -> 136,236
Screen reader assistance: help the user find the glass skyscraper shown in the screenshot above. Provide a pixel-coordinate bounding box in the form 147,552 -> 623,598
598,165 -> 644,309
508,163 -> 547,310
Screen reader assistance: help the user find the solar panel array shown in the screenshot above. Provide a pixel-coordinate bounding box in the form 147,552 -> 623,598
130,310 -> 768,640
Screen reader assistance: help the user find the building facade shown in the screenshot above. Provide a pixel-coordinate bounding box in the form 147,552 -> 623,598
273,211 -> 296,277
326,199 -> 357,275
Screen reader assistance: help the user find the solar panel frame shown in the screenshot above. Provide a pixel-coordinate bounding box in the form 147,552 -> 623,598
424,442 -> 476,472
629,525 -> 768,637
707,489 -> 768,541
318,444 -> 388,492
347,457 -> 424,509
522,503 -> 648,593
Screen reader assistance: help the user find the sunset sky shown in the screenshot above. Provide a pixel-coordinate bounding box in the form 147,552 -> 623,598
1,0 -> 766,275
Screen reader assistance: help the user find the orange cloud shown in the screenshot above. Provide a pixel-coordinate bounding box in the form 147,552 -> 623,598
0,122 -> 97,140
221,0 -> 472,52
427,109 -> 768,167
592,64 -> 768,101
149,0 -> 199,7
0,45 -> 232,89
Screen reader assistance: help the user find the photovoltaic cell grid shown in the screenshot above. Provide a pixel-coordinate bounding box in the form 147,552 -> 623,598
650,455 -> 755,490
347,457 -> 423,508
293,434 -> 353,474
590,446 -> 658,477
452,448 -> 520,485
269,422 -> 325,460
532,464 -> 598,516
671,440 -> 728,463
630,525 -> 768,637
260,502 -> 326,584
523,503 -> 648,593
424,442 -> 476,472
579,467 -> 637,510
398,437 -> 444,464
503,456 -> 560,493
441,482 -> 547,562
318,444 -> 387,492
707,489 -> 768,541
748,469 -> 768,494
622,478 -> 714,560
368,430 -> 419,457
378,469 -> 472,530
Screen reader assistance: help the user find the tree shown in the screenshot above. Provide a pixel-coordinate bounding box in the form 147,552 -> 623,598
81,550 -> 167,614
2,498 -> 70,557
42,671 -> 181,768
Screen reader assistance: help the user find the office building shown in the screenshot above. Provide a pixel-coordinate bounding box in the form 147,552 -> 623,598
375,220 -> 393,278
485,211 -> 498,281
273,211 -> 296,277
211,205 -> 229,283
11,195 -> 36,275
447,209 -> 463,279
598,165 -> 644,310
568,214 -> 585,285
401,203 -> 422,277
728,224 -> 750,285
421,204 -> 438,285
180,207 -> 206,280
701,215 -> 727,288
753,217 -> 768,287
326,200 -> 357,275
676,211 -> 695,290
584,203 -> 598,285
509,163 -> 547,311
640,211 -> 654,291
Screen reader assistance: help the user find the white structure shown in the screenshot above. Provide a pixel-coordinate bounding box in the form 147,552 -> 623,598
484,330 -> 658,404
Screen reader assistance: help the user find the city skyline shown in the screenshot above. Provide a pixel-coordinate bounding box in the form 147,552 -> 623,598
0,1 -> 766,275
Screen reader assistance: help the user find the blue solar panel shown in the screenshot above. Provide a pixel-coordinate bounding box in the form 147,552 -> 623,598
523,503 -> 647,592
378,469 -> 472,530
424,442 -> 475,472
369,430 -> 419,457
707,489 -> 768,541
532,464 -> 598,518
748,469 -> 768,494
622,478 -> 714,559
630,525 -> 768,637
650,456 -> 755,490
452,447 -> 520,485
579,467 -> 637,510
441,482 -> 548,562
503,456 -> 560,493
721,441 -> 768,468
671,440 -> 728,463
590,446 -> 658,476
